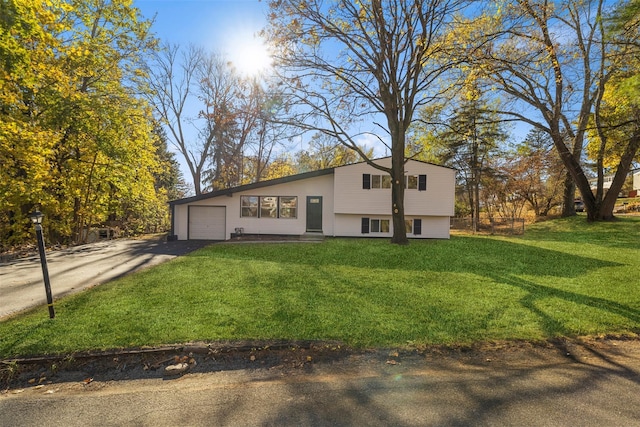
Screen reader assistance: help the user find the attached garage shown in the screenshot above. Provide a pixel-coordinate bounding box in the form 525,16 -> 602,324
188,206 -> 226,240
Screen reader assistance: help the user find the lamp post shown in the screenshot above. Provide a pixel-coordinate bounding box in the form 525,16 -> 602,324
29,210 -> 55,319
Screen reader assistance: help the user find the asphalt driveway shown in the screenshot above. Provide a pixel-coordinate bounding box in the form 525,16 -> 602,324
0,237 -> 212,319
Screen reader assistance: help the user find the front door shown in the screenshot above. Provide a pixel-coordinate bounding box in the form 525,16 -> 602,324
306,196 -> 323,232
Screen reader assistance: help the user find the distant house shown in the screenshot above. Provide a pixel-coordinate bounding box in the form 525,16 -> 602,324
588,169 -> 640,196
169,157 -> 456,241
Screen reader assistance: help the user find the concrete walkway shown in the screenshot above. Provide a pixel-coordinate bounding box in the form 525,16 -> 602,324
0,237 -> 212,319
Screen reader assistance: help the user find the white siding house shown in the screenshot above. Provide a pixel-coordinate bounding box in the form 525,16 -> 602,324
169,158 -> 455,240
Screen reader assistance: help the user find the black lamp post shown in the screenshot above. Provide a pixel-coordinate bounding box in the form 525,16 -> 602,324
29,210 -> 55,319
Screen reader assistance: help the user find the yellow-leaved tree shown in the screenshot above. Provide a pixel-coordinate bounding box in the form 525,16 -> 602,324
1,0 -> 171,248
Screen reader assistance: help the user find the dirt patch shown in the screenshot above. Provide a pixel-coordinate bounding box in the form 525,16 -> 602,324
3,336 -> 640,392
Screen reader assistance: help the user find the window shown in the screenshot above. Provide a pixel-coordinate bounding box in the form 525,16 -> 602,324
260,196 -> 278,218
241,196 -> 297,218
279,196 -> 297,219
407,175 -> 418,189
364,218 -> 390,234
405,219 -> 422,235
240,196 -> 258,217
405,174 -> 427,190
364,174 -> 391,190
405,219 -> 413,234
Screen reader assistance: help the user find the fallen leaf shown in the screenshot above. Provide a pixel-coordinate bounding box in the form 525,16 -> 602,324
250,355 -> 256,361
386,360 -> 397,365
28,378 -> 36,384
83,377 -> 93,384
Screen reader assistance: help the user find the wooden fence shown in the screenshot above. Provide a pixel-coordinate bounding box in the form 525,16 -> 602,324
450,218 -> 525,235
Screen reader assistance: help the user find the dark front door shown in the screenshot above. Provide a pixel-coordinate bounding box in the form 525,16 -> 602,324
306,196 -> 323,232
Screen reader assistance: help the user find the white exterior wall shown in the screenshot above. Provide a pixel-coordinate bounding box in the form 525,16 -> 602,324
333,159 -> 455,216
173,204 -> 189,241
173,174 -> 334,240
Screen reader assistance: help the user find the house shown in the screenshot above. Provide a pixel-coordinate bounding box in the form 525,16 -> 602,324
588,169 -> 640,195
168,158 -> 456,241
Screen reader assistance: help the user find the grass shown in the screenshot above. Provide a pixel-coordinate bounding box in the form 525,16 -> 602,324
1,216 -> 639,358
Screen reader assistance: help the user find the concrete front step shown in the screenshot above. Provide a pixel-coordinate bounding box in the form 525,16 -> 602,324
300,232 -> 325,241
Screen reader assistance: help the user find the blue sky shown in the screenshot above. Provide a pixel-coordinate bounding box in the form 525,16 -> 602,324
134,0 -> 269,68
133,0 -> 280,187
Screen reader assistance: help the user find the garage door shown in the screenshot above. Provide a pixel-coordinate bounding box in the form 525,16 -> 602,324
188,206 -> 226,240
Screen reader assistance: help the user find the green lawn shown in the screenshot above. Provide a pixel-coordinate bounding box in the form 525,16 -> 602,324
1,216 -> 639,358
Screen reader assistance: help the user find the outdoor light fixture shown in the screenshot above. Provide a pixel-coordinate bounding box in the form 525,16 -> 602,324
29,210 -> 55,319
29,210 -> 44,225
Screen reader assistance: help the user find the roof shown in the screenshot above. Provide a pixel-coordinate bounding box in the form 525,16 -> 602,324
169,157 -> 455,206
169,167 -> 335,206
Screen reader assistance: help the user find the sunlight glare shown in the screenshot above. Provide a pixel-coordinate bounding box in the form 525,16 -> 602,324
228,36 -> 272,78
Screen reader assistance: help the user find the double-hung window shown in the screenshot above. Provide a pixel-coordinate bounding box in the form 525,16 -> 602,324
405,174 -> 427,191
362,218 -> 390,234
240,196 -> 259,217
363,174 -> 391,189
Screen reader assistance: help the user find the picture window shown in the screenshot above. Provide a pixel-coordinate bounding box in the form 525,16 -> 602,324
241,196 -> 297,219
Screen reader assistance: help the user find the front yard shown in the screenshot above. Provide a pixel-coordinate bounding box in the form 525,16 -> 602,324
1,216 -> 638,358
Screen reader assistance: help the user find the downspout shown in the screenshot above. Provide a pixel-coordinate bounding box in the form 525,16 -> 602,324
168,203 -> 177,241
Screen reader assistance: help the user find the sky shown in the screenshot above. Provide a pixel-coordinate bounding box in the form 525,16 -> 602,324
133,0 -> 387,188
134,0 -> 271,75
133,0 -> 280,187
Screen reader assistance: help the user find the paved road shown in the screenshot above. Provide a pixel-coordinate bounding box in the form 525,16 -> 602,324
0,237 -> 212,319
1,339 -> 640,426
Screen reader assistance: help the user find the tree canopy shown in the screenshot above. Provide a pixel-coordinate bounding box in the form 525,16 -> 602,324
0,0 -> 174,248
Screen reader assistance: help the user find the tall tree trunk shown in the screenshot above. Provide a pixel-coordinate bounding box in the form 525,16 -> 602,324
597,132 -> 640,220
561,171 -> 575,217
390,137 -> 408,245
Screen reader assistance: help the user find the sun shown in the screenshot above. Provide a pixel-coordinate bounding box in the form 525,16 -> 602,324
229,36 -> 273,78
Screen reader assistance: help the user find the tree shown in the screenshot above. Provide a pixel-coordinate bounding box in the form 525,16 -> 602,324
428,91 -> 506,230
469,0 -> 640,221
1,0 -> 163,246
410,76 -> 506,231
0,0 -> 65,246
146,46 -> 287,194
585,0 -> 640,207
151,125 -> 189,201
146,45 -> 213,196
239,82 -> 291,184
295,134 -> 373,172
509,129 -> 565,217
265,0 -> 469,244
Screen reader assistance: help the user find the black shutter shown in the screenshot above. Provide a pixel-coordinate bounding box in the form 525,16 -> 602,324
361,217 -> 370,234
418,174 -> 427,191
414,219 -> 422,235
362,174 -> 371,189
